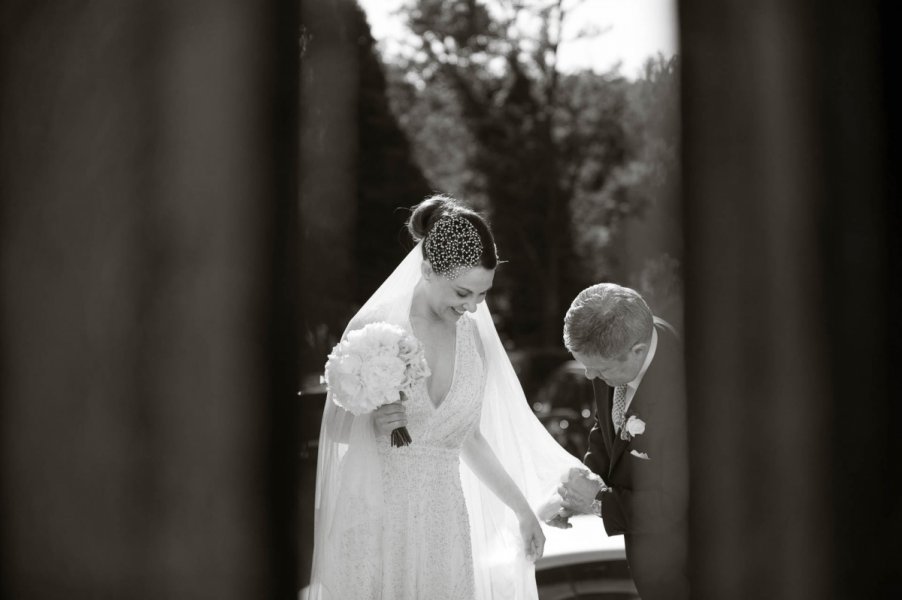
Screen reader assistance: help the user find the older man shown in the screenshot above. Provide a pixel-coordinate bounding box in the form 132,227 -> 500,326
557,283 -> 689,600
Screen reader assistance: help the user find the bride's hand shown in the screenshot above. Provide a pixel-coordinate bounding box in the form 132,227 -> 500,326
373,402 -> 407,437
545,508 -> 574,530
518,512 -> 546,562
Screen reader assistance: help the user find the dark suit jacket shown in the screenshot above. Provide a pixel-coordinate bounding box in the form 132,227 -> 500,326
584,319 -> 689,536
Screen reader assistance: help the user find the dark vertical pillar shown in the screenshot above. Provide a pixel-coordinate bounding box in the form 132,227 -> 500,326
0,1 -> 297,597
681,0 -> 899,598
816,0 -> 900,595
297,0 -> 360,587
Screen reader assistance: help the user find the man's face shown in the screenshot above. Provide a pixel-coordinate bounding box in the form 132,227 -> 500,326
571,345 -> 647,387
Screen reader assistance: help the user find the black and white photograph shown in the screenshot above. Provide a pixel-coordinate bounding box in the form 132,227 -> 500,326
1,1 -> 899,599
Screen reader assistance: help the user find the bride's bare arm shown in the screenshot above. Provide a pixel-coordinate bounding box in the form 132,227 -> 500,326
461,428 -> 531,518
461,427 -> 546,560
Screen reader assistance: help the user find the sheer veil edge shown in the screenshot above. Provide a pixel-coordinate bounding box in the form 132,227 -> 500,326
307,243 -> 582,600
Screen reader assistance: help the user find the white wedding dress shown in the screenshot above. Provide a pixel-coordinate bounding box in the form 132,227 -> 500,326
308,243 -> 583,600
336,314 -> 484,599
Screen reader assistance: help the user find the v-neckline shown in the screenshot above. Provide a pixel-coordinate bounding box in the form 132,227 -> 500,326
409,315 -> 462,411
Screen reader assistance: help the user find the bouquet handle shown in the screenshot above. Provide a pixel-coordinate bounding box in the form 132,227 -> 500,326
390,426 -> 412,447
390,392 -> 413,447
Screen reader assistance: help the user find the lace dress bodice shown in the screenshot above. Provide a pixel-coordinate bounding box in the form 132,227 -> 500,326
338,314 -> 486,600
391,312 -> 486,451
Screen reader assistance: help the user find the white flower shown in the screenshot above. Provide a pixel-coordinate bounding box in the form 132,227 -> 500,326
346,322 -> 402,353
360,354 -> 406,400
625,416 -> 646,437
397,336 -> 418,359
322,321 -> 430,416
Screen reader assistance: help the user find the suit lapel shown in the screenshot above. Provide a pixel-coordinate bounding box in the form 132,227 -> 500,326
610,368 -> 661,469
598,381 -> 630,476
594,379 -> 616,456
611,398 -> 646,468
610,424 -> 629,468
609,323 -> 667,470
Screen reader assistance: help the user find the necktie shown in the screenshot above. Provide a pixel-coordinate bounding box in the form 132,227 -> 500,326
612,384 -> 628,433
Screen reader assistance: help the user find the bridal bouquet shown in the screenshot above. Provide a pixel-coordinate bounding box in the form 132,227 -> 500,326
323,322 -> 430,447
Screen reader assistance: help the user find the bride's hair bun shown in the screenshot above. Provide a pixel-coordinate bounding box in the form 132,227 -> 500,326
407,194 -> 460,242
406,193 -> 499,272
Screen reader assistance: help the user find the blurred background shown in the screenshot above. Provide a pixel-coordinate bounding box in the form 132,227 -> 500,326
2,0 -> 899,598
300,0 -> 682,376
298,0 -> 682,587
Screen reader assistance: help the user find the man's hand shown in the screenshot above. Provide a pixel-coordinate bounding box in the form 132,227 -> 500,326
557,468 -> 604,514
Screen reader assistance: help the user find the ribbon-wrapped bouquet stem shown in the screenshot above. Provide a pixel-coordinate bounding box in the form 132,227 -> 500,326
322,322 -> 430,447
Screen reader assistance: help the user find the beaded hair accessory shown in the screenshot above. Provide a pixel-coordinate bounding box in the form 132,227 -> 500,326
423,215 -> 484,279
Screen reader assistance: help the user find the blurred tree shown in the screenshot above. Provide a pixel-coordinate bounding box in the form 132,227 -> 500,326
580,55 -> 681,281
384,0 -> 680,348
355,3 -> 433,301
300,0 -> 359,375
300,0 -> 431,374
608,56 -> 683,329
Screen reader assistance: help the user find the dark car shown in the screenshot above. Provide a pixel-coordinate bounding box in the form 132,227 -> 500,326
532,360 -> 597,459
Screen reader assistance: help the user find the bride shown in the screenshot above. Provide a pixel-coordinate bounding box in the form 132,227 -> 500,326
307,195 -> 582,600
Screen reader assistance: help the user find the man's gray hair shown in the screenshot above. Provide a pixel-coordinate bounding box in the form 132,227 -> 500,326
563,283 -> 654,358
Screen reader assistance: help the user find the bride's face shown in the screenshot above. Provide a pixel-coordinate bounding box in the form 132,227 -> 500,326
423,264 -> 495,323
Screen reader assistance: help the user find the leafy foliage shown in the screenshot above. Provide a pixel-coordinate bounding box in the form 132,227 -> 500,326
385,1 -> 681,346
355,6 -> 433,302
299,0 -> 432,371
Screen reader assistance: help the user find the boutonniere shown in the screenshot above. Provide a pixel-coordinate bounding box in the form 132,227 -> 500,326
620,415 -> 646,441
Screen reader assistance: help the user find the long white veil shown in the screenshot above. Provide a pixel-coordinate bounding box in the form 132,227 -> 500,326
307,243 -> 582,600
